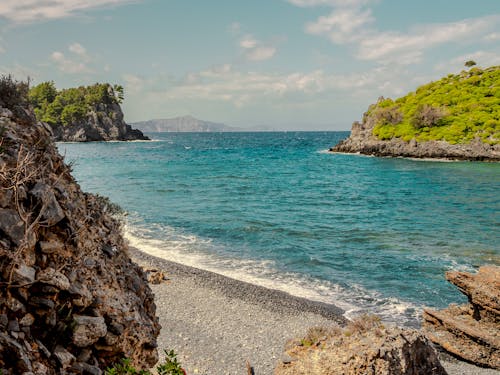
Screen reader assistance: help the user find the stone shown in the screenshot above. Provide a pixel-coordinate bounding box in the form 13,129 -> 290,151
8,319 -> 20,332
13,265 -> 36,285
68,281 -> 93,307
6,296 -> 25,312
53,345 -> 75,369
36,267 -> 70,290
28,296 -> 54,309
145,268 -> 170,284
38,240 -> 65,254
275,316 -> 447,375
72,361 -> 103,375
0,313 -> 8,329
20,314 -> 35,327
29,183 -> 65,226
423,265 -> 500,369
0,208 -> 25,245
72,315 -> 107,347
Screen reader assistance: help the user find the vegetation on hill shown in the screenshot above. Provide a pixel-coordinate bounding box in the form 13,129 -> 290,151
369,66 -> 499,145
29,82 -> 124,126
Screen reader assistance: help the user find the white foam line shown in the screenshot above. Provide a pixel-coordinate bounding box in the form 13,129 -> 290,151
124,223 -> 421,326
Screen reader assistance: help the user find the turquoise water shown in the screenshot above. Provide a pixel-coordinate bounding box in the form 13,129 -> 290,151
58,132 -> 500,326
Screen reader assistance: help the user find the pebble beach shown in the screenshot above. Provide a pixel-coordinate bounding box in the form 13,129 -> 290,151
130,247 -> 499,375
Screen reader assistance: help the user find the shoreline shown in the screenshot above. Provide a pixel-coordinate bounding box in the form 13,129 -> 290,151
128,246 -> 499,375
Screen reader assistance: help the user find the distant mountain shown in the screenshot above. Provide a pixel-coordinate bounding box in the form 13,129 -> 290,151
131,115 -> 239,132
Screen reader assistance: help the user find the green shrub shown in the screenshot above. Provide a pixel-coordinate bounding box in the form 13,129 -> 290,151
105,350 -> 185,375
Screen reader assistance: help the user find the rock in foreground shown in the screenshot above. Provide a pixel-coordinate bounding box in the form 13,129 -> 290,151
275,315 -> 447,375
0,99 -> 160,373
423,266 -> 499,369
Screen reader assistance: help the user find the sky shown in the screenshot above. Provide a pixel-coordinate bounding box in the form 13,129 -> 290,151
0,0 -> 499,130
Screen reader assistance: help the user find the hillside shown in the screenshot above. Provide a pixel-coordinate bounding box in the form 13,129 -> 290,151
132,115 -> 239,132
331,66 -> 500,161
29,82 -> 149,142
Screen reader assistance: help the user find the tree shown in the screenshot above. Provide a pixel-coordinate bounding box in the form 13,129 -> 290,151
465,60 -> 477,68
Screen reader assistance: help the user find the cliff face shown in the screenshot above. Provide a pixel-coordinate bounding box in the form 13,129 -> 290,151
0,104 -> 160,373
331,115 -> 500,161
331,66 -> 500,161
51,100 -> 149,142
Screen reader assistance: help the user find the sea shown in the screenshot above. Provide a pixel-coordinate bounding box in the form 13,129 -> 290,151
57,131 -> 500,327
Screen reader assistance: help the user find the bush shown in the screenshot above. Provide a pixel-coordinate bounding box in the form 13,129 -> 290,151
410,104 -> 448,129
105,350 -> 185,375
0,75 -> 29,110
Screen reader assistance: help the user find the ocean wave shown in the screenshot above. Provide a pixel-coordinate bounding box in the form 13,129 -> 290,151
124,220 -> 421,327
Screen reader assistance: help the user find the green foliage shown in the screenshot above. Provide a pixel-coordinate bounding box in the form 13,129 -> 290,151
105,350 -> 185,375
0,74 -> 29,110
157,350 -> 185,375
29,82 -> 124,127
370,65 -> 500,145
465,60 -> 477,68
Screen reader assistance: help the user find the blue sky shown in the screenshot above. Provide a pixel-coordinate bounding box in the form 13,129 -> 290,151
1,0 -> 499,130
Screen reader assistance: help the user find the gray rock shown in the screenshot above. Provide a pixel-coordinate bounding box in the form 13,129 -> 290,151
36,267 -> 70,290
54,345 -> 75,369
13,265 -> 36,285
72,315 -> 107,347
8,319 -> 20,332
0,208 -> 25,245
0,189 -> 13,207
71,361 -> 102,375
29,183 -> 65,226
28,296 -> 55,309
0,313 -> 8,329
6,296 -> 25,312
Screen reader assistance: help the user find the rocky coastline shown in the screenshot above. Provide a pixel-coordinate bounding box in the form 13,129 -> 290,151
0,100 -> 159,373
331,120 -> 500,161
50,100 -> 149,142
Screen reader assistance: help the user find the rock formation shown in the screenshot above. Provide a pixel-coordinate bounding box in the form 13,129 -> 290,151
423,266 -> 499,369
51,98 -> 149,142
331,117 -> 500,161
0,100 -> 160,373
275,315 -> 447,375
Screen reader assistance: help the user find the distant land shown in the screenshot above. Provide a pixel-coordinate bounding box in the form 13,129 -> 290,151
131,115 -> 274,132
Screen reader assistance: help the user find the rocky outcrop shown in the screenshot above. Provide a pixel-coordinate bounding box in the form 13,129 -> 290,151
275,315 -> 447,375
331,115 -> 500,161
423,266 -> 499,369
0,105 -> 160,373
51,99 -> 149,142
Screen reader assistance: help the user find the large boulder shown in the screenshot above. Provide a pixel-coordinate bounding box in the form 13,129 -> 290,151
0,105 -> 160,374
275,315 -> 447,375
423,266 -> 499,369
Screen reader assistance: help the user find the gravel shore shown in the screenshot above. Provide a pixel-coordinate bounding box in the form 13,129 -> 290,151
129,247 -> 499,375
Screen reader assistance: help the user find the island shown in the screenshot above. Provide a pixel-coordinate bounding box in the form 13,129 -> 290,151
331,65 -> 500,161
28,81 -> 149,142
132,115 -> 239,132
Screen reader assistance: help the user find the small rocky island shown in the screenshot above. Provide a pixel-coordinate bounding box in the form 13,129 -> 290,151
29,81 -> 149,142
331,66 -> 500,161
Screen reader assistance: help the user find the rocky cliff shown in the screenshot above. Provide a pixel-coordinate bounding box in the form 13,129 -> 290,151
51,99 -> 149,142
423,266 -> 499,369
331,115 -> 500,161
331,66 -> 500,161
0,96 -> 160,373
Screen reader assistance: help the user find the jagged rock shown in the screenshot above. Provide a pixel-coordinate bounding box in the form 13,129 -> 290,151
423,266 -> 500,369
36,268 -> 70,291
145,268 -> 170,284
275,316 -> 447,375
13,265 -> 36,285
29,183 -> 65,226
0,208 -> 25,245
53,346 -> 75,369
0,101 -> 160,374
72,315 -> 107,347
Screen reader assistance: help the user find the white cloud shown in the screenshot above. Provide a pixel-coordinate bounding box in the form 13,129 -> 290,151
240,35 -> 258,49
357,16 -> 500,63
238,34 -> 277,61
50,43 -> 93,73
0,0 -> 139,23
306,7 -> 374,43
299,0 -> 500,66
246,46 -> 277,61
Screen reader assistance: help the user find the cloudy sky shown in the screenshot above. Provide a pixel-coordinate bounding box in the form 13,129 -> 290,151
1,0 -> 499,130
